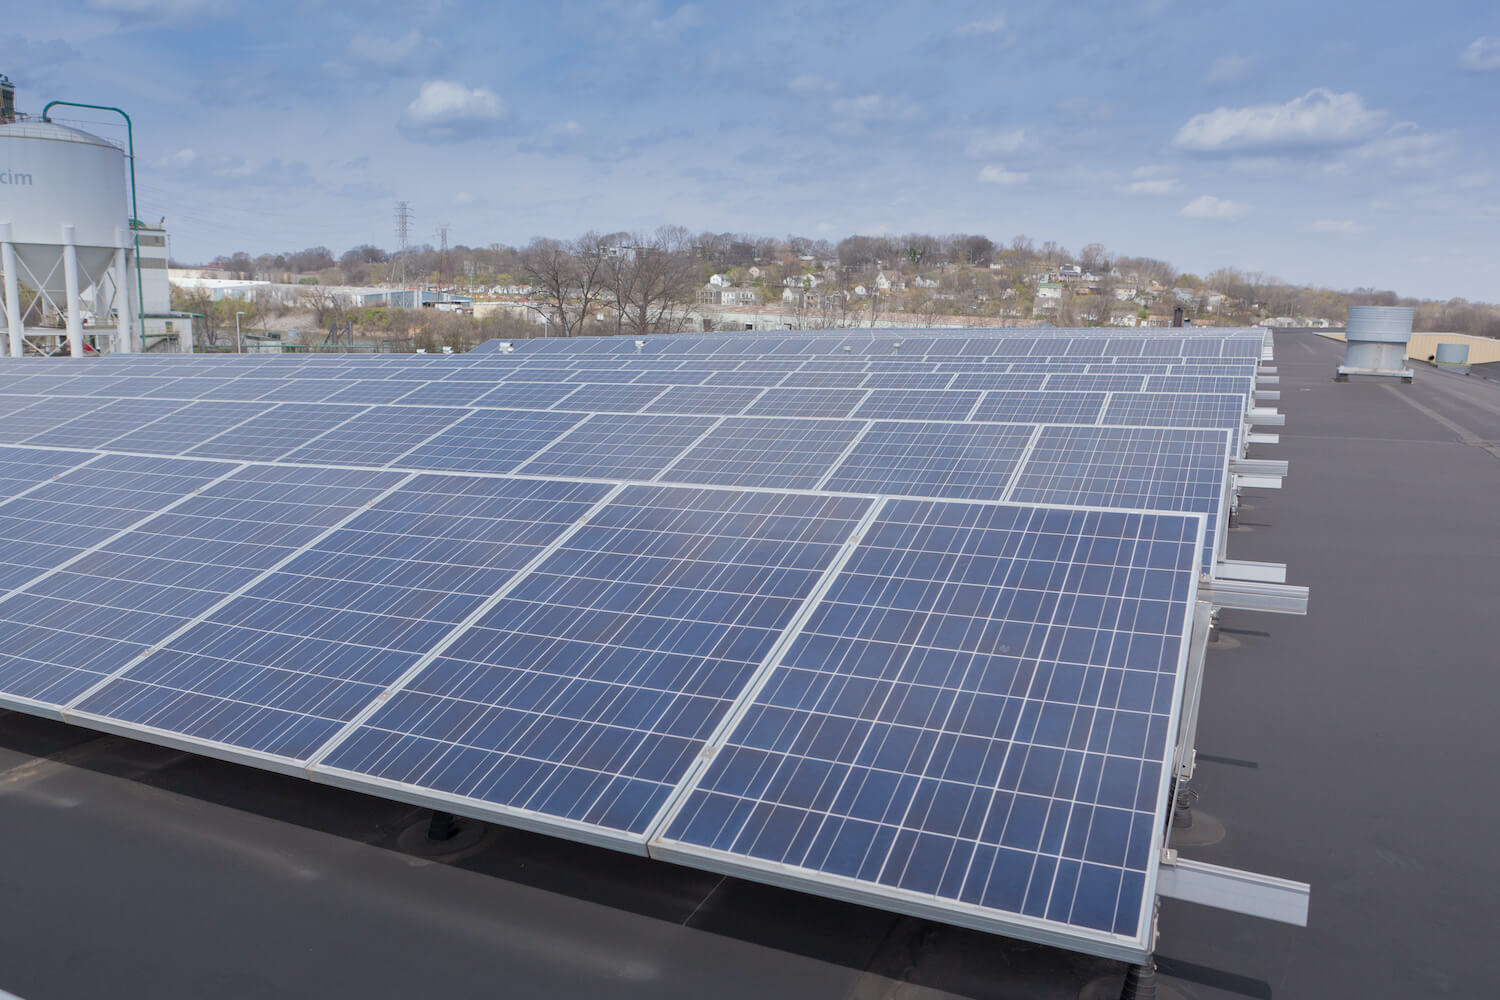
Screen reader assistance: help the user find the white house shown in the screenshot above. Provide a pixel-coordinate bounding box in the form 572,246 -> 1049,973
708,273 -> 731,288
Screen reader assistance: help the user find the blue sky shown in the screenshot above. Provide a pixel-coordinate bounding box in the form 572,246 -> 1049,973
11,0 -> 1499,300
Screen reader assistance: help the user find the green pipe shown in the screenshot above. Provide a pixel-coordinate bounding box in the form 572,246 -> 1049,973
41,100 -> 146,351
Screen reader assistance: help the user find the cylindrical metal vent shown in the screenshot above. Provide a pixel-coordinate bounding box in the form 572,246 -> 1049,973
1342,306 -> 1413,375
1434,342 -> 1470,373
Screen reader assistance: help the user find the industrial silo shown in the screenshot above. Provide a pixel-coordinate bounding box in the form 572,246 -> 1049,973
1335,305 -> 1414,382
0,80 -> 137,357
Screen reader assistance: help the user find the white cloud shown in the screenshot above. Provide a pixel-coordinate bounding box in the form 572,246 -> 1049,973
788,74 -> 835,94
401,81 -> 505,142
1459,37 -> 1500,71
1128,178 -> 1178,194
1203,53 -> 1252,84
1181,195 -> 1251,220
1454,172 -> 1491,189
977,164 -> 1028,185
1311,219 -> 1361,234
958,15 -> 1008,35
164,148 -> 197,168
1173,89 -> 1384,153
348,28 -> 435,71
965,129 -> 1029,158
829,94 -> 919,134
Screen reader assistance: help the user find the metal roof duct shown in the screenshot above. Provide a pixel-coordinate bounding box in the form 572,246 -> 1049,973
1336,305 -> 1414,382
1434,342 -> 1470,374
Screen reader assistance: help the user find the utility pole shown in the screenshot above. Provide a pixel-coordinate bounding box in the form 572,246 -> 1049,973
235,310 -> 244,353
393,201 -> 412,286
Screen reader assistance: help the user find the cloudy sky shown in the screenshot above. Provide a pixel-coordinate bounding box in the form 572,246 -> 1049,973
11,0 -> 1499,300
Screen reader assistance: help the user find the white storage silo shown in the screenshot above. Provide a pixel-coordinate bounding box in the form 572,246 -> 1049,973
0,116 -> 137,357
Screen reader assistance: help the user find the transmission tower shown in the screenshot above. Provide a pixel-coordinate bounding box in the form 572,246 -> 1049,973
436,223 -> 451,287
393,201 -> 412,285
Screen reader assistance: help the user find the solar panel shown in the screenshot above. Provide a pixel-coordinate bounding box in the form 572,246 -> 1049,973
0,464 -> 402,710
655,501 -> 1203,957
392,408 -> 585,474
822,422 -> 1034,501
515,413 -> 717,481
185,403 -> 365,462
0,396 -> 116,444
743,388 -> 870,419
312,484 -> 874,847
852,391 -> 981,422
0,454 -> 235,598
644,385 -> 766,416
100,401 -> 266,456
326,380 -> 441,405
1006,426 -> 1229,571
971,392 -> 1107,425
69,475 -> 613,764
472,382 -> 584,409
0,446 -> 99,501
553,383 -> 669,413
659,418 -> 868,491
282,405 -> 465,467
1100,393 -> 1245,437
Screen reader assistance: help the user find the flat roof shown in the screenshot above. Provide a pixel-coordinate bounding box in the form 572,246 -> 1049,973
0,331 -> 1496,998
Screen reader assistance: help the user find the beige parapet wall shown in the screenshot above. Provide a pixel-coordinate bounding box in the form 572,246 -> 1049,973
1316,330 -> 1500,365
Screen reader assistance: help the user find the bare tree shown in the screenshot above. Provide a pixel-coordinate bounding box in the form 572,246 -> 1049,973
607,225 -> 700,337
518,232 -> 608,336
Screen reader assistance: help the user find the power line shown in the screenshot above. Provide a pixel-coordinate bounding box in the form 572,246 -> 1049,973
394,201 -> 412,285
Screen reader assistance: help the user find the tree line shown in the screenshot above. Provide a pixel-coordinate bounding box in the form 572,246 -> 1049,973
188,228 -> 1500,340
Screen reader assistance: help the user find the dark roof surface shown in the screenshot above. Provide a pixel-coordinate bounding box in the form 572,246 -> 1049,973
2,331 -> 1497,999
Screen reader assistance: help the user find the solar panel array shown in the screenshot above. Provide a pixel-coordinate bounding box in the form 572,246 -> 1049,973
0,326 -> 1275,961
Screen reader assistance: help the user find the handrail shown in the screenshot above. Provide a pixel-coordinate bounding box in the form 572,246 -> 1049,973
41,100 -> 145,348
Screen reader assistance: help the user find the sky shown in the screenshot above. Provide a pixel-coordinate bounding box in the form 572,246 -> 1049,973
9,0 -> 1500,301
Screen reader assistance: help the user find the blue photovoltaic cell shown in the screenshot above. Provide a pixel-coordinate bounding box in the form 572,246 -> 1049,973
1144,375 -> 1253,397
862,373 -> 954,390
21,398 -> 188,449
186,377 -> 290,401
660,500 -> 1201,943
185,403 -> 365,462
948,373 -> 1048,391
0,396 -> 115,443
474,382 -> 584,409
392,408 -> 586,474
971,392 -> 1107,425
101,401 -> 266,456
255,380 -> 344,402
1043,374 -> 1146,393
780,371 -> 870,389
644,385 -> 766,416
324,380 -> 432,405
395,382 -> 500,407
553,383 -> 669,413
701,372 -> 786,388
318,484 -> 873,839
516,413 -> 717,481
1007,426 -> 1228,570
743,388 -> 869,419
852,390 -> 981,422
0,454 -> 234,603
282,405 -> 465,467
0,465 -> 402,708
72,476 -> 613,762
823,422 -> 1034,501
1100,394 -> 1245,443
660,418 -> 867,491
0,446 -> 98,501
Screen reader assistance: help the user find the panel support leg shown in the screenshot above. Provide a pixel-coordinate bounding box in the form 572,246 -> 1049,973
1120,959 -> 1157,1000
